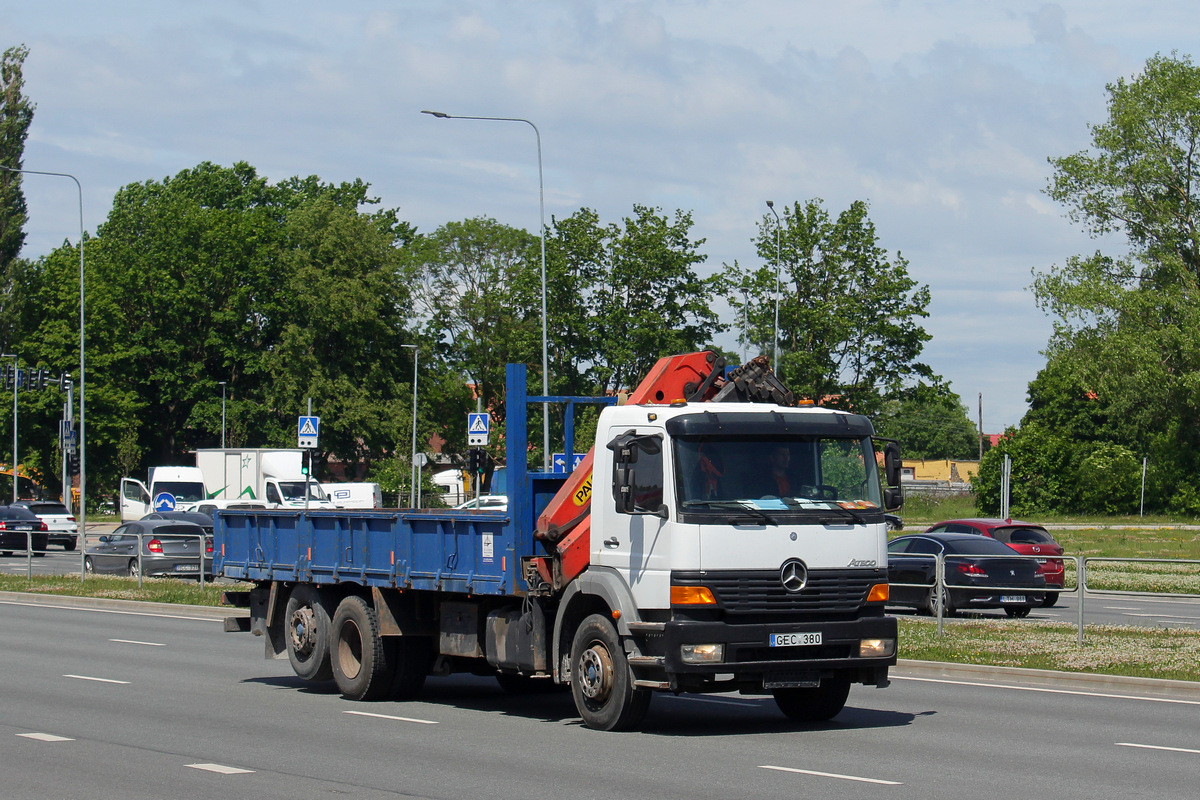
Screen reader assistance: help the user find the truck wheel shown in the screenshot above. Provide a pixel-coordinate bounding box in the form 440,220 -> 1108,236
285,585 -> 333,681
569,614 -> 651,731
331,595 -> 394,701
388,636 -> 432,699
773,675 -> 851,722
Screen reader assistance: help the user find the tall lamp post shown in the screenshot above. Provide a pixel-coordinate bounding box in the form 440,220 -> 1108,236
421,109 -> 550,470
401,344 -> 419,507
2,353 -> 16,502
219,381 -> 227,448
765,200 -> 782,376
0,166 -> 85,521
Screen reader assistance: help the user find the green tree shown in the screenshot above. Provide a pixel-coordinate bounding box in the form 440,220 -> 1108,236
0,44 -> 35,356
720,199 -> 935,415
873,383 -> 979,460
1034,52 -> 1200,513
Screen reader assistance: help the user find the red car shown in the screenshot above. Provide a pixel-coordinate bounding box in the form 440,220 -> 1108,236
924,519 -> 1065,607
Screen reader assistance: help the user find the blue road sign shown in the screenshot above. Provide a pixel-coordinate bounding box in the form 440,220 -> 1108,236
552,453 -> 567,473
467,412 -> 490,446
153,492 -> 177,513
572,453 -> 585,470
298,415 -> 320,448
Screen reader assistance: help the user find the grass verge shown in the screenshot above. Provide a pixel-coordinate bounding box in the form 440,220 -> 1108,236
899,616 -> 1200,682
0,574 -> 240,606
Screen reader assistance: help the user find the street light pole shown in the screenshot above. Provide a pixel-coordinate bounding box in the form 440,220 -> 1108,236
0,165 -> 85,526
219,381 -> 227,448
401,344 -> 418,508
421,109 -> 550,470
766,200 -> 782,377
2,353 -> 16,502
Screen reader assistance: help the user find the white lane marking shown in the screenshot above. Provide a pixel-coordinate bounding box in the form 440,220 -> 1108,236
1102,606 -> 1141,611
17,732 -> 74,742
109,638 -> 166,647
1117,742 -> 1200,755
894,676 -> 1200,706
760,765 -> 902,785
0,599 -> 224,622
343,710 -> 439,725
675,695 -> 761,708
1119,612 -> 1200,621
186,763 -> 254,775
63,674 -> 130,685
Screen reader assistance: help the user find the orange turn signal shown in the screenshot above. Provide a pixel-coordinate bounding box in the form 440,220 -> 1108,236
671,585 -> 717,605
867,583 -> 890,602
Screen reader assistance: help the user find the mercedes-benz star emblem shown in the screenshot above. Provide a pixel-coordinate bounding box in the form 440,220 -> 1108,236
780,559 -> 808,593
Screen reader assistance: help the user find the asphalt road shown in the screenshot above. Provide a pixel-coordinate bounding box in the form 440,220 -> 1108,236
3,595 -> 1199,799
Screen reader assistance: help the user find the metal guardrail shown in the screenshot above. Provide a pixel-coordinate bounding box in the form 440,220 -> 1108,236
890,552 -> 1200,644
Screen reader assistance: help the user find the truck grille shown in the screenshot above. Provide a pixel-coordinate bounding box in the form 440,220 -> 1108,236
673,568 -> 883,616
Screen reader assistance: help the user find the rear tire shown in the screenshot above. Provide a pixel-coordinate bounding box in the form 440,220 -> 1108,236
773,675 -> 851,722
64,538 -> 78,552
924,586 -> 955,617
128,559 -> 141,579
1042,592 -> 1059,608
285,585 -> 334,681
83,556 -> 95,574
1005,606 -> 1031,619
569,614 -> 651,731
331,595 -> 394,701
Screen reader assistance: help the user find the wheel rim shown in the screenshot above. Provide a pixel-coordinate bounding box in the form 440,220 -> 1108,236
84,557 -> 93,574
289,607 -> 317,657
578,641 -> 615,702
129,561 -> 140,578
337,619 -> 364,680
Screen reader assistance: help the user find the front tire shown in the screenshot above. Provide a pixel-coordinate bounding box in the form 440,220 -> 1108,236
569,614 -> 651,731
773,675 -> 851,722
330,594 -> 394,701
285,585 -> 333,681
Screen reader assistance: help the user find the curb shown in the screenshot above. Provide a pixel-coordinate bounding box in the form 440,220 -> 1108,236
894,658 -> 1200,699
0,590 -> 246,620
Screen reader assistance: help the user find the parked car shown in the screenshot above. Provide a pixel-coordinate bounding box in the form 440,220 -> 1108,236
179,500 -> 268,517
453,495 -> 509,512
0,505 -> 50,555
887,531 -> 1045,617
84,519 -> 212,579
11,499 -> 79,550
925,519 -> 1066,607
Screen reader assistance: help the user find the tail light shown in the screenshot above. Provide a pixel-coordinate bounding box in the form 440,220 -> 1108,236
0,522 -> 7,530
956,562 -> 987,576
205,538 -> 214,554
67,516 -> 76,522
147,538 -> 164,553
39,522 -> 48,531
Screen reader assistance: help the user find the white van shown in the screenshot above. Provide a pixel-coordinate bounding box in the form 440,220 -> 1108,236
431,469 -> 465,506
321,482 -> 382,509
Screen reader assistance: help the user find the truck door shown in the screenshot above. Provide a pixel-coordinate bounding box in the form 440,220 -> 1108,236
594,427 -> 672,608
119,478 -> 150,522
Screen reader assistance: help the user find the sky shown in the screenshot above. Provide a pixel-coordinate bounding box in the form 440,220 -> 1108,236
3,1 -> 1187,432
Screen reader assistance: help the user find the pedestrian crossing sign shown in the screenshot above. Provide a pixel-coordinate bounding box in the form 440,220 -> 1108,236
467,412 -> 490,446
298,415 -> 320,448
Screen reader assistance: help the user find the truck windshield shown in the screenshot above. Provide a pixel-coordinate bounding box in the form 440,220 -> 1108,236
674,436 -> 883,521
277,481 -> 329,502
154,482 -> 206,502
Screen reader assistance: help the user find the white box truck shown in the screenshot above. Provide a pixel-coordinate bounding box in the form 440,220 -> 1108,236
120,466 -> 208,521
194,449 -> 337,509
321,482 -> 382,509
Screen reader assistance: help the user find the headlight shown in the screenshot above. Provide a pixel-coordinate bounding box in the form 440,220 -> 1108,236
858,638 -> 896,658
681,643 -> 725,664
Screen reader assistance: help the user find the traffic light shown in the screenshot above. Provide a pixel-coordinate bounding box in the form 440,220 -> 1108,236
467,448 -> 482,474
36,368 -> 47,390
58,371 -> 71,390
68,453 -> 80,475
1,365 -> 10,391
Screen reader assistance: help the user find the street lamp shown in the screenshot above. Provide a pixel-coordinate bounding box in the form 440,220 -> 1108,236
2,353 -> 16,502
0,165 -> 85,527
421,109 -> 550,470
219,381 -> 227,448
401,344 -> 419,508
766,200 -> 782,377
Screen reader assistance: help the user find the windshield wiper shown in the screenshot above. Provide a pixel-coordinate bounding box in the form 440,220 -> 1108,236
806,503 -> 868,525
682,500 -> 776,525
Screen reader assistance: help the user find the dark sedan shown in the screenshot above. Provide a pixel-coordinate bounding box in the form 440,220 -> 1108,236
0,505 -> 50,555
887,531 -> 1045,618
84,519 -> 212,579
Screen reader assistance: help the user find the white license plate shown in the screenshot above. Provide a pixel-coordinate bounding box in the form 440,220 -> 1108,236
769,632 -> 822,647
1001,595 -> 1027,603
175,564 -> 199,572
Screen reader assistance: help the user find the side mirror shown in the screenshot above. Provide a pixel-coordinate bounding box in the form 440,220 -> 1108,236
98,535 -> 110,543
884,486 -> 904,512
883,441 -> 902,487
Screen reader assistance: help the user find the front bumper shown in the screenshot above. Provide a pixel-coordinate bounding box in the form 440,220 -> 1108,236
630,615 -> 897,694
